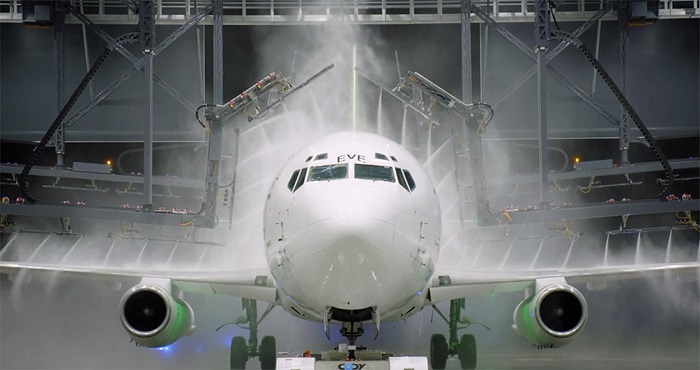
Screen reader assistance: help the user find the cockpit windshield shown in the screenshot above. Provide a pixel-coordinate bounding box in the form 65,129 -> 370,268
308,164 -> 348,181
354,164 -> 395,182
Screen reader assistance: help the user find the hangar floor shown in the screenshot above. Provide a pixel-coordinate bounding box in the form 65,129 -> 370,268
2,274 -> 698,369
464,347 -> 700,369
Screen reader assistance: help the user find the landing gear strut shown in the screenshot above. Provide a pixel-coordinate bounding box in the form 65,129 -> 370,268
430,299 -> 490,370
340,321 -> 364,359
217,298 -> 277,370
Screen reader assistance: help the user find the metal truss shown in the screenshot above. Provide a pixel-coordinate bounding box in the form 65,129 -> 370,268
1,0 -> 698,24
501,198 -> 700,224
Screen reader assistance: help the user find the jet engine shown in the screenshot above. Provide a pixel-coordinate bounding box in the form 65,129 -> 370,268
119,281 -> 196,348
512,283 -> 588,348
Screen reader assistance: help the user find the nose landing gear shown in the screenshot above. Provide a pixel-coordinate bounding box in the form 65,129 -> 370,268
218,298 -> 277,370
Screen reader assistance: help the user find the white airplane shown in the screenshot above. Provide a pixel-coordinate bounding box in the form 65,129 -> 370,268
1,130 -> 698,370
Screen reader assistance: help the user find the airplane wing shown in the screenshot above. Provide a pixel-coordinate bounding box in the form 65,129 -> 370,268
0,258 -> 277,303
429,261 -> 700,303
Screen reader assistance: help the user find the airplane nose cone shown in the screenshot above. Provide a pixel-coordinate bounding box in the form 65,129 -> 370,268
306,184 -> 395,244
302,183 -> 397,309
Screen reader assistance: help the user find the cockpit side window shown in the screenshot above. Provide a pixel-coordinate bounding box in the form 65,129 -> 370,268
287,169 -> 300,191
287,168 -> 308,192
295,168 -> 308,191
395,167 -> 408,190
355,164 -> 395,182
308,164 -> 348,182
395,168 -> 416,192
403,169 -> 416,191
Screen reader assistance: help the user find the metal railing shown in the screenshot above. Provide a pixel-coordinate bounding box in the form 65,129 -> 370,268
1,0 -> 698,24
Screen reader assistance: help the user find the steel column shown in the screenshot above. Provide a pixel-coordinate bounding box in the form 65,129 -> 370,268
54,2 -> 66,167
213,0 -> 224,104
461,0 -> 493,225
618,0 -> 630,165
143,52 -> 154,210
459,0 -> 472,228
461,0 -> 472,105
140,0 -> 156,210
535,0 -> 549,206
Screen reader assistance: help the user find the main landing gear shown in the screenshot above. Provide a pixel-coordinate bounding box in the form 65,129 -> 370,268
430,299 -> 490,370
217,298 -> 277,370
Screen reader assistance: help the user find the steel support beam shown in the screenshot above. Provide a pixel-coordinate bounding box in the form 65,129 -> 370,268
503,199 -> 700,224
140,0 -> 156,211
618,0 -> 630,165
54,1 -> 66,167
153,74 -> 198,113
67,4 -> 141,67
213,0 -> 224,104
6,0 -> 697,25
64,68 -> 138,128
535,0 -> 549,207
153,3 -> 214,56
0,203 -> 202,227
476,3 -> 619,128
461,0 -> 472,105
487,158 -> 700,186
143,52 -> 154,210
64,3 -> 208,127
1,164 -> 203,188
461,0 -> 494,225
459,0 -> 472,228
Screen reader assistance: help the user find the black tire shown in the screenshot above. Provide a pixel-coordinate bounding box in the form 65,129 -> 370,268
457,334 -> 477,370
260,336 -> 277,370
429,334 -> 448,370
230,336 -> 248,370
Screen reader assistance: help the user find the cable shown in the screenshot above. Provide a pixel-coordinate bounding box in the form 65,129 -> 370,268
676,211 -> 700,232
548,1 -> 561,31
195,104 -> 219,129
578,176 -> 600,194
552,30 -> 675,198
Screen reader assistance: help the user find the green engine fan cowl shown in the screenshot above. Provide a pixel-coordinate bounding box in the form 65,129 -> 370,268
512,284 -> 588,348
119,283 -> 196,348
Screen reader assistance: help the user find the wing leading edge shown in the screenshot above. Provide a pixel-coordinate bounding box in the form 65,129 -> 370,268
0,261 -> 278,304
429,261 -> 700,303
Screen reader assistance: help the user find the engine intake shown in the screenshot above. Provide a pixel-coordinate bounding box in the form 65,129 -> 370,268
512,283 -> 588,348
119,282 -> 195,348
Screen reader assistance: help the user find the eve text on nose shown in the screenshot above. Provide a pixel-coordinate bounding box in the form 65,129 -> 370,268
337,154 -> 366,163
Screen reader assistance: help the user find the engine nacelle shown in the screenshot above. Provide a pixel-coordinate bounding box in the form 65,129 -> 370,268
512,283 -> 588,348
119,281 -> 196,348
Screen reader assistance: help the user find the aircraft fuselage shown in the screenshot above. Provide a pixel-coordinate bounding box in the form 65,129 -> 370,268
263,131 -> 441,325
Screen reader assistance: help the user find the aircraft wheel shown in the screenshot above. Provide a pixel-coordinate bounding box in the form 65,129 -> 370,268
429,334 -> 448,370
230,336 -> 248,370
260,336 -> 277,370
457,334 -> 477,370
